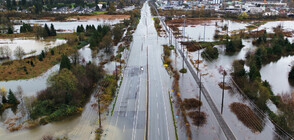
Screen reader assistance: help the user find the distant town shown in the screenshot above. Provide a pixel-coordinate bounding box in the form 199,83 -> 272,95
156,0 -> 294,17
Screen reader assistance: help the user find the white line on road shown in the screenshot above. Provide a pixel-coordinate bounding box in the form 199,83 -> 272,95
123,125 -> 126,133
115,71 -> 129,126
158,128 -> 160,136
157,102 -> 158,109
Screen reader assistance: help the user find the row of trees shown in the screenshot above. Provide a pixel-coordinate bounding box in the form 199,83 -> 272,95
20,23 -> 33,33
250,32 -> 294,66
36,24 -> 57,38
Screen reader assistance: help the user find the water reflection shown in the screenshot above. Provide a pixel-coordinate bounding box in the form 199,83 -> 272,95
0,38 -> 66,61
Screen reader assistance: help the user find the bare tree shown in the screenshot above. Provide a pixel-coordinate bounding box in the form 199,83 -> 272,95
0,46 -> 12,59
14,46 -> 25,60
44,46 -> 49,54
23,96 -> 36,118
70,50 -> 81,65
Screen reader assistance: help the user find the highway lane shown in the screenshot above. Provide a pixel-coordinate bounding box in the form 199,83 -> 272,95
103,2 -> 176,140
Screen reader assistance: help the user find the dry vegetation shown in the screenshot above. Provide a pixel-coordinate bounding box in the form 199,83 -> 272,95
181,41 -> 202,52
76,14 -> 130,20
218,82 -> 232,90
187,111 -> 207,127
230,102 -> 264,133
182,98 -> 202,110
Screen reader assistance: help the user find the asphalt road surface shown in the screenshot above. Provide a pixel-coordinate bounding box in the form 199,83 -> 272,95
103,2 -> 175,140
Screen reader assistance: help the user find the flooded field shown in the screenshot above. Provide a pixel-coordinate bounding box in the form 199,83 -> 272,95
177,20 -> 250,42
14,19 -> 123,33
255,20 -> 294,33
260,56 -> 294,95
0,38 -> 66,60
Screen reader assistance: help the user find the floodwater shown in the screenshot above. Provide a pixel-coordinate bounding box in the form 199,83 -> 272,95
0,38 -> 66,60
0,17 -> 128,139
14,19 -> 123,33
0,44 -> 102,139
184,39 -> 281,139
0,93 -> 101,140
177,20 -> 249,42
255,20 -> 294,33
260,55 -> 294,95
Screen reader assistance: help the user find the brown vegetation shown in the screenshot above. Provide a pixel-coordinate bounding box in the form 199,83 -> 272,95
182,98 -> 202,110
0,33 -> 77,81
76,14 -> 130,20
230,102 -> 264,133
181,41 -> 202,52
167,18 -> 220,26
187,111 -> 207,126
218,82 -> 231,90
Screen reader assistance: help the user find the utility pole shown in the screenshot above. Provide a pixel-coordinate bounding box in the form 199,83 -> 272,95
171,30 -> 173,46
97,88 -> 102,128
221,70 -> 226,114
199,74 -> 202,102
199,74 -> 202,116
182,18 -> 186,70
197,47 -> 200,74
115,61 -> 117,81
203,24 -> 206,42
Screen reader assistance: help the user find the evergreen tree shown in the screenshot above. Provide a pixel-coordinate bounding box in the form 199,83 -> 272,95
6,0 -> 11,10
0,103 -> 2,109
7,26 -> 13,34
60,54 -> 71,71
41,50 -> 45,58
249,64 -> 260,81
80,25 -> 85,32
12,0 -> 16,7
50,24 -> 56,36
50,49 -> 54,55
21,0 -> 26,6
44,24 -> 50,37
289,66 -> 294,80
2,95 -> 7,104
102,3 -> 106,9
8,89 -> 18,105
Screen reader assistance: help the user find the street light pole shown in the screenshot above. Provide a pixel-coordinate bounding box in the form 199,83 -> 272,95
221,70 -> 226,114
97,88 -> 102,128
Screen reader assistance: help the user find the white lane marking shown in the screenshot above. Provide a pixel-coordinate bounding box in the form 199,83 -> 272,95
156,49 -> 171,140
123,125 -> 126,132
115,71 -> 129,126
158,128 -> 160,136
157,113 -> 159,119
157,102 -> 158,109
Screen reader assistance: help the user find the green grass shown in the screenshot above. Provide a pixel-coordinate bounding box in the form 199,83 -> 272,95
169,91 -> 179,140
111,76 -> 123,116
93,11 -> 108,14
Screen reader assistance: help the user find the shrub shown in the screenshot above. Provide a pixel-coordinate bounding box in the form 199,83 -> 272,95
230,102 -> 264,132
179,68 -> 187,73
187,111 -> 207,126
182,98 -> 202,110
201,45 -> 218,60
